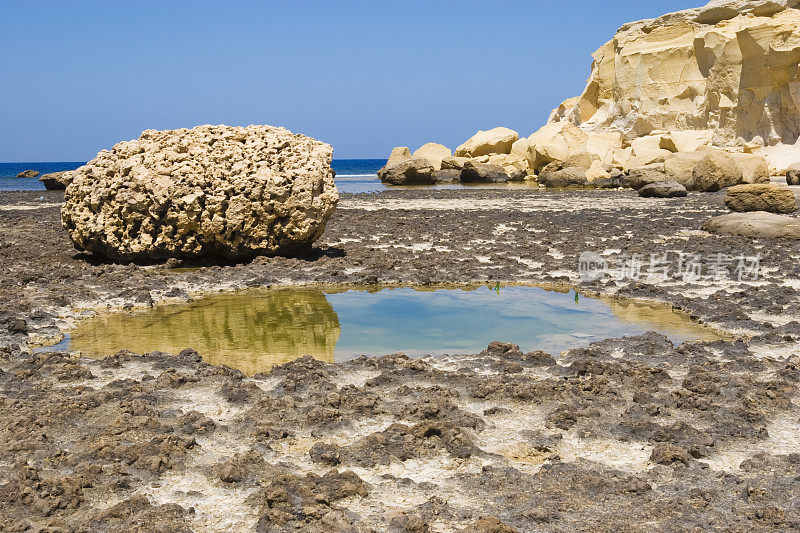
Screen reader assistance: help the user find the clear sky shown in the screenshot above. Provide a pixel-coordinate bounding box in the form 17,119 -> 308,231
1,0 -> 701,161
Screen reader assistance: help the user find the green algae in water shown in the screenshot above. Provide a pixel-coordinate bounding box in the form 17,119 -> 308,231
69,285 -> 721,374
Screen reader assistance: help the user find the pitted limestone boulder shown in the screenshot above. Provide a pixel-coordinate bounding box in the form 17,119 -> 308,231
62,124 -> 339,261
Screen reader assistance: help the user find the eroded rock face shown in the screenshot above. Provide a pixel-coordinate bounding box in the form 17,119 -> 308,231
61,124 -> 339,261
549,0 -> 800,151
638,181 -> 688,198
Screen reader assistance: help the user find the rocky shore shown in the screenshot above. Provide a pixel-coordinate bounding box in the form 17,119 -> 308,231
1,187 -> 799,531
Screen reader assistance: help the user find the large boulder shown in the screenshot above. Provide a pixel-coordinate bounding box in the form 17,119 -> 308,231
378,157 -> 436,185
412,143 -> 452,170
664,152 -> 705,187
460,161 -> 509,183
434,169 -> 462,183
16,170 -> 39,178
703,212 -> 800,239
61,125 -> 339,261
690,151 -> 742,191
627,168 -> 671,190
385,146 -> 412,168
39,171 -> 73,190
787,163 -> 800,185
538,167 -> 588,188
731,153 -> 770,184
638,181 -> 688,198
724,183 -> 797,214
487,154 -> 528,180
455,127 -> 519,157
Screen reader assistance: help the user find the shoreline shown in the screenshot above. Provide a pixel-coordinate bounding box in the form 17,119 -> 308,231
1,187 -> 799,530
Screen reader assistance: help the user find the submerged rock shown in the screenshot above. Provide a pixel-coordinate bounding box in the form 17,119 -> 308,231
15,170 -> 39,178
725,183 -> 797,214
61,124 -> 339,261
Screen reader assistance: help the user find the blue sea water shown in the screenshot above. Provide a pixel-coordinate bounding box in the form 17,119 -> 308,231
0,159 -> 387,193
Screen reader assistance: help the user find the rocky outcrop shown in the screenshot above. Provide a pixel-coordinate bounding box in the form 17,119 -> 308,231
386,147 -> 412,168
725,183 -> 797,213
39,171 -> 72,191
549,0 -> 800,153
455,127 -> 519,158
62,124 -> 339,261
703,211 -> 800,238
16,170 -> 39,178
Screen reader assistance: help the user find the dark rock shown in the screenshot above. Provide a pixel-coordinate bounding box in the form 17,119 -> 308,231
39,171 -> 72,190
460,161 -> 509,183
638,181 -> 688,198
434,169 -> 462,183
787,168 -> 800,186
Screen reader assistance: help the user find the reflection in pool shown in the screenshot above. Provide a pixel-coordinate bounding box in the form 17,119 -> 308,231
68,285 -> 721,374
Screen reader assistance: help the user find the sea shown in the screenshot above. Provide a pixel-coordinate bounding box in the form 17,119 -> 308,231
0,159 -> 388,194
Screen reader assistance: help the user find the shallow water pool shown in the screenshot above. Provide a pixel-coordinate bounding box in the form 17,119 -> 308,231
62,285 -> 721,374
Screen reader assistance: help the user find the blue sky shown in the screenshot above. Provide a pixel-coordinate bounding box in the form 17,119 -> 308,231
1,0 -> 700,161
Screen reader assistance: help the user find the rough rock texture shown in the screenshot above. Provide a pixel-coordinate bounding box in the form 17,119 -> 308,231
787,163 -> 800,184
725,183 -> 798,213
61,124 -> 339,261
39,171 -> 72,191
638,181 -> 688,198
703,211 -> 800,238
691,151 -> 743,191
378,157 -> 437,185
386,147 -> 412,168
538,167 -> 588,188
628,168 -> 671,190
16,170 -> 39,178
549,1 -> 800,147
460,161 -> 509,183
413,143 -> 452,170
455,127 -> 519,158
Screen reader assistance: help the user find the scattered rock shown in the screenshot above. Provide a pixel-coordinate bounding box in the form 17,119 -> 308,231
460,161 -> 509,183
638,181 -> 687,198
61,124 -> 339,261
650,443 -> 690,466
690,151 -> 742,192
725,183 -> 797,214
39,171 -> 72,190
455,127 -> 519,157
703,212 -> 800,239
440,156 -> 471,171
379,157 -> 437,185
627,168 -> 670,190
386,147 -> 412,168
787,163 -> 800,186
413,143 -> 452,170
538,166 -> 587,188
15,170 -> 39,178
